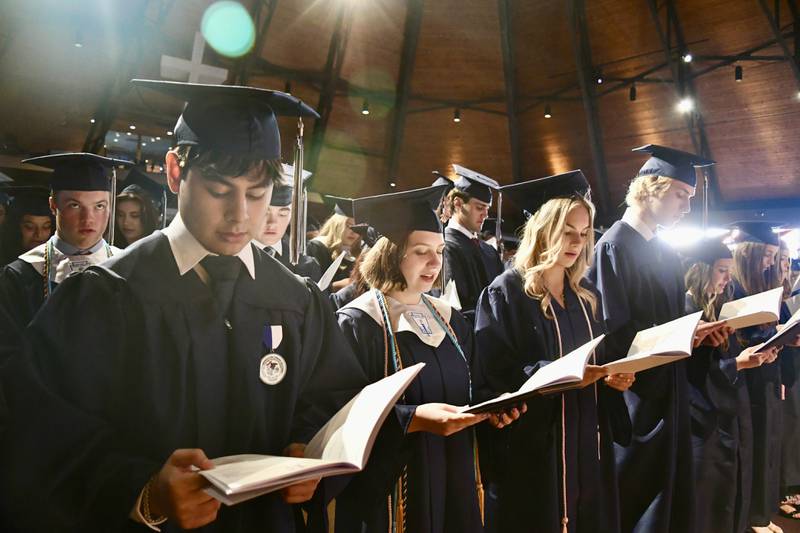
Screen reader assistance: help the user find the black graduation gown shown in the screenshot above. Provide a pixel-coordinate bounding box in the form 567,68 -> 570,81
731,279 -> 787,525
474,270 -> 630,533
330,282 -> 362,310
443,227 -> 503,321
334,295 -> 484,533
684,295 -> 752,533
782,305 -> 800,493
586,220 -> 694,533
305,239 -> 353,284
0,259 -> 44,366
0,232 -> 367,533
270,236 -> 323,282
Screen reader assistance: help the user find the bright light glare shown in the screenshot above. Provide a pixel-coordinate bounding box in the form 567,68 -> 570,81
202,1 -> 255,58
677,97 -> 694,113
658,226 -> 730,249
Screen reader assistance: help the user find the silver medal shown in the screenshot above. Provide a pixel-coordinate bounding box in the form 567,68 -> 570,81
259,353 -> 287,385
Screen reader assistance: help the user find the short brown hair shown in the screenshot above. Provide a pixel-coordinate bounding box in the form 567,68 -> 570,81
360,236 -> 442,294
174,145 -> 282,186
447,188 -> 470,212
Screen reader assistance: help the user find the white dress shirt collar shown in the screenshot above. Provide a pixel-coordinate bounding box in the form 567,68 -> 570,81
162,214 -> 256,279
448,218 -> 478,240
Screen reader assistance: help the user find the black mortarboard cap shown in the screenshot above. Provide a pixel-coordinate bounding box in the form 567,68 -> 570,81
271,163 -> 312,207
431,172 -> 454,191
680,237 -> 732,266
632,144 -> 715,188
325,195 -> 354,218
130,79 -> 320,160
0,185 -> 51,217
21,153 -> 131,192
730,221 -> 781,246
500,170 -> 590,215
452,164 -> 499,204
349,223 -> 380,248
120,167 -> 167,204
353,185 -> 448,244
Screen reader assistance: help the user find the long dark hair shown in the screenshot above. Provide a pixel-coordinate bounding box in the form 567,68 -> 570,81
114,189 -> 159,248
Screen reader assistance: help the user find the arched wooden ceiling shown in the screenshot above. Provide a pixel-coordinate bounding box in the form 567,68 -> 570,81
1,0 -> 798,223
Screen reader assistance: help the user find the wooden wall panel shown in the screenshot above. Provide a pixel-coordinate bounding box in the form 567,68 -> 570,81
260,0 -> 336,71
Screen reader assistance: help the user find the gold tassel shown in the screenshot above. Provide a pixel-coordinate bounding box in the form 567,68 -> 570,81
473,433 -> 485,525
561,517 -> 569,533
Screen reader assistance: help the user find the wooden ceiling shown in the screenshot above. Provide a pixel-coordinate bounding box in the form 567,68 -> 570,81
1,0 -> 798,222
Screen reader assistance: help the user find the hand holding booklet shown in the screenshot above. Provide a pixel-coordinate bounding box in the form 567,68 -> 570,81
199,363 -> 424,505
462,311 -> 703,414
759,306 -> 800,350
462,335 -> 606,414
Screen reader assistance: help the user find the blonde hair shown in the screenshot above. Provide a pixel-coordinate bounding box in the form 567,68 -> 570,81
685,261 -> 732,321
512,195 -> 598,319
316,213 -> 362,256
685,260 -> 732,349
769,240 -> 792,299
360,236 -> 442,294
733,242 -> 773,295
625,175 -> 674,208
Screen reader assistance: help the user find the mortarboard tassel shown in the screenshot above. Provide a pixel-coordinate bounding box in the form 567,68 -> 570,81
289,115 -> 305,265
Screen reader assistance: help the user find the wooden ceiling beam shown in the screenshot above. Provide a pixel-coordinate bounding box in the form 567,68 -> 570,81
690,31 -> 794,78
385,0 -> 424,187
306,2 -> 353,172
82,0 -> 150,155
647,0 -> 721,211
498,0 -> 521,181
568,0 -> 611,221
757,0 -> 800,90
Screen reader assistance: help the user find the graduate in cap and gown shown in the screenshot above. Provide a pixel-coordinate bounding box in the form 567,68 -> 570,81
730,222 -> 800,533
334,184 -> 521,533
681,237 -> 779,533
443,165 -> 503,322
254,163 -> 322,282
114,167 -> 167,248
0,153 -> 128,366
0,185 -> 53,266
585,145 -> 728,533
306,196 -> 360,292
475,171 -> 634,533
0,79 -> 369,532
330,223 -> 378,310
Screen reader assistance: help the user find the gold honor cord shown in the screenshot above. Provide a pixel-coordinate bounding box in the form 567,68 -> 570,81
289,116 -> 305,266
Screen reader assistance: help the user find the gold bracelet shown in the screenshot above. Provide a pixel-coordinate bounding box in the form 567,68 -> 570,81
141,475 -> 167,525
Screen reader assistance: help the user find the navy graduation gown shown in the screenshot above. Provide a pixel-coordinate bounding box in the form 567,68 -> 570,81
586,220 -> 694,533
0,232 -> 367,533
305,239 -> 353,284
0,259 -> 44,366
271,236 -> 323,282
474,270 -> 630,533
443,227 -> 503,321
733,278 -> 796,525
684,295 -> 752,533
334,296 -> 484,533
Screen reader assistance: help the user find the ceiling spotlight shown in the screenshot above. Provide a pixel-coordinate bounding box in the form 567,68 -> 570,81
156,136 -> 161,140
166,130 -> 173,136
129,124 -> 136,130
141,142 -> 147,146
126,131 -> 132,136
682,52 -> 693,63
361,99 -> 370,116
629,84 -> 637,102
151,137 -> 156,142
115,132 -> 120,137
596,75 -> 603,85
113,138 -> 119,142
735,65 -> 743,82
544,104 -> 552,119
453,108 -> 461,123
677,97 -> 694,113
74,30 -> 83,48
389,182 -> 397,188
284,81 -> 292,95
89,118 -> 96,124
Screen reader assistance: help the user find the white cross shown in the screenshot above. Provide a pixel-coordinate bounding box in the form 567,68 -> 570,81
160,32 -> 228,84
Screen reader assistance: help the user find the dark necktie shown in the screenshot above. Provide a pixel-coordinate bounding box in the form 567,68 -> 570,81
200,255 -> 241,315
266,247 -> 277,258
471,237 -> 481,248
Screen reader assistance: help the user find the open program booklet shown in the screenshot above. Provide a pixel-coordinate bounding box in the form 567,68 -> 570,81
716,287 -> 783,330
200,363 -> 424,506
760,306 -> 800,350
463,311 -> 703,414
